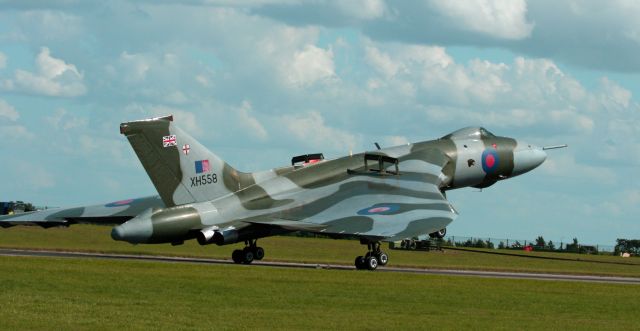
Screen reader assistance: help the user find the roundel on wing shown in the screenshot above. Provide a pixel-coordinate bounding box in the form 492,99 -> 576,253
481,149 -> 499,174
357,204 -> 400,216
105,199 -> 137,208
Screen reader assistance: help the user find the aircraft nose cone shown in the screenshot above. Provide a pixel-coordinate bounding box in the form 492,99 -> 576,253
513,144 -> 547,176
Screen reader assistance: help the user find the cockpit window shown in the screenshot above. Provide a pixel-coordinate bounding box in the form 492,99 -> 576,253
479,127 -> 495,137
441,127 -> 495,140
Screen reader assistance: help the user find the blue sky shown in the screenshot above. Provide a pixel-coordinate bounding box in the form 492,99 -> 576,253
0,0 -> 638,245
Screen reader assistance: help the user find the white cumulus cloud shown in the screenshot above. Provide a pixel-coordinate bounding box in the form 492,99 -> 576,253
598,77 -> 632,110
285,45 -> 336,87
118,51 -> 151,82
282,111 -> 358,152
14,160 -> 55,189
2,125 -> 35,141
10,47 -> 86,97
335,0 -> 387,20
236,101 -> 268,141
45,108 -> 88,131
428,0 -> 534,40
0,99 -> 19,121
383,135 -> 410,146
541,154 -> 617,186
365,45 -> 403,78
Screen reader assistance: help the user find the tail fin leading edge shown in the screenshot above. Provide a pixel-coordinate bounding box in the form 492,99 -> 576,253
120,115 -> 251,207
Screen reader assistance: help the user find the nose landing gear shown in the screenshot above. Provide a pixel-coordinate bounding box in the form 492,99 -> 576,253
355,241 -> 388,270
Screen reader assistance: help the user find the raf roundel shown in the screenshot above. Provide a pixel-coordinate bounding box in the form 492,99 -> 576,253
357,204 -> 400,216
481,149 -> 499,174
105,199 -> 137,208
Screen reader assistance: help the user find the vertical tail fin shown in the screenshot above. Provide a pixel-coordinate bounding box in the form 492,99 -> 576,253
120,115 -> 254,207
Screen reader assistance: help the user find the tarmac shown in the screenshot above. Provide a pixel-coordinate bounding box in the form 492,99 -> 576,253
1,248 -> 639,285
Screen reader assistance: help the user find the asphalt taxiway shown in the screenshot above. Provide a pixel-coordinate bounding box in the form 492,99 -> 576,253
1,248 -> 638,285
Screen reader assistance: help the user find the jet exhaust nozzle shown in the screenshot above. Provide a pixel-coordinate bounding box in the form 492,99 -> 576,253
213,227 -> 239,246
196,226 -> 218,245
196,226 -> 239,246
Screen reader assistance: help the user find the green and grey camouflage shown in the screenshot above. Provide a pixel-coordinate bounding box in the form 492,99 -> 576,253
0,115 -> 554,270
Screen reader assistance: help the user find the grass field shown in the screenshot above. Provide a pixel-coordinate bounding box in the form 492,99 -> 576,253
1,225 -> 639,330
1,225 -> 639,277
1,256 -> 639,330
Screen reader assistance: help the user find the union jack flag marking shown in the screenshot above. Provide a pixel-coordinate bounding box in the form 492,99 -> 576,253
163,135 -> 177,148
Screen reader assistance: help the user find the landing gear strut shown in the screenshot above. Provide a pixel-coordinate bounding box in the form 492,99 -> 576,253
231,239 -> 264,264
355,241 -> 388,270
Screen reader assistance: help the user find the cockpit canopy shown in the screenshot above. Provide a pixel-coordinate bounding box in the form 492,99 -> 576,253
441,127 -> 495,140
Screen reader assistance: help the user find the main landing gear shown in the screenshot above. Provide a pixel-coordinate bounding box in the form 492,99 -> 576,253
231,239 -> 264,264
429,228 -> 446,239
355,241 -> 388,271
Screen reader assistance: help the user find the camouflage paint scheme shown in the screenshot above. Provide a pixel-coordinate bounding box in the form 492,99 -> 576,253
0,116 -> 548,268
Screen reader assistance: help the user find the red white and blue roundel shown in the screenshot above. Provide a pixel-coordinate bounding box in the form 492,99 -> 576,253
105,199 -> 138,208
357,204 -> 400,216
481,149 -> 499,174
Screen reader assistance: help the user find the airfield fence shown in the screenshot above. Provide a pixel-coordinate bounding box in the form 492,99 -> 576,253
443,236 -> 617,254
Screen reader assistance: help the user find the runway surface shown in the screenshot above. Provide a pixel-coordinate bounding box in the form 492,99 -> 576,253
1,248 -> 639,284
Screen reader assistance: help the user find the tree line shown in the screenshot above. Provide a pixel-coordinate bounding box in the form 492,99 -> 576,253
445,236 -> 637,256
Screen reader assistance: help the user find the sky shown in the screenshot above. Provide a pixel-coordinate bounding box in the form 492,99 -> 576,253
0,0 -> 638,246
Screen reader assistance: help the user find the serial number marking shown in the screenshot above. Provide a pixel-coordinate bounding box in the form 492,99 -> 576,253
190,173 -> 218,187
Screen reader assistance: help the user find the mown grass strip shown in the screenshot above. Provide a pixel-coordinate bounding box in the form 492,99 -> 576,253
0,256 -> 638,330
1,225 -> 639,277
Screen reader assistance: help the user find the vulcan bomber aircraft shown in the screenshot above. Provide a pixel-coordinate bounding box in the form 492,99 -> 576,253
0,115 -> 561,270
